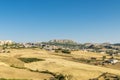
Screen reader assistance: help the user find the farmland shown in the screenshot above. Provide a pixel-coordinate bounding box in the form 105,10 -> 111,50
0,49 -> 120,80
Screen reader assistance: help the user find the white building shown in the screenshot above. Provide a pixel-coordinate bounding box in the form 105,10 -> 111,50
0,40 -> 13,45
108,59 -> 118,64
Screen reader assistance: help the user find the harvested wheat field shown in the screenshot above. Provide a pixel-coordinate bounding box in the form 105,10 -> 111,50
0,49 -> 120,80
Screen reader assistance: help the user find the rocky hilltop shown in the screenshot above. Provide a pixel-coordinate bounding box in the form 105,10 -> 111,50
49,39 -> 77,44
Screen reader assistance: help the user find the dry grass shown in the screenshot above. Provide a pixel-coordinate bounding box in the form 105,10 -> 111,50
0,49 -> 120,80
0,65 -> 52,80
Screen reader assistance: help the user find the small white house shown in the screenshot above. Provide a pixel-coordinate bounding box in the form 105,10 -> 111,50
117,53 -> 120,56
108,59 -> 118,64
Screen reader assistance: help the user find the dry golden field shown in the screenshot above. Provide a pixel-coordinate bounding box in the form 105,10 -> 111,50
0,49 -> 120,80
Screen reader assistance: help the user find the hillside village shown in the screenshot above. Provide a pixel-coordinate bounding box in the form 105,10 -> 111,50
1,40 -> 120,55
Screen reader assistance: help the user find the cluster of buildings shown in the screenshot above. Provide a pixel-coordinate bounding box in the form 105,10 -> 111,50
0,40 -> 14,46
0,39 -> 120,56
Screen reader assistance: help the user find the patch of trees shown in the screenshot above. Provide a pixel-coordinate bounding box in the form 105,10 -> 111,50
55,49 -> 71,54
10,65 -> 72,80
18,58 -> 45,63
62,50 -> 71,54
90,72 -> 120,80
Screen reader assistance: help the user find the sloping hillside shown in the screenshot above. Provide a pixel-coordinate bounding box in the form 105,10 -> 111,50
0,49 -> 120,80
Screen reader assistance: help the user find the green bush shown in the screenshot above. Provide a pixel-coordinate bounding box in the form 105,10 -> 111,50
40,70 -> 56,76
102,56 -> 106,61
55,74 -> 66,80
55,50 -> 60,53
62,50 -> 71,54
10,64 -> 26,69
18,58 -> 45,63
7,51 -> 11,53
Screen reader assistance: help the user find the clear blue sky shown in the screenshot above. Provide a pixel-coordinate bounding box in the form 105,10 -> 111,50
0,0 -> 120,43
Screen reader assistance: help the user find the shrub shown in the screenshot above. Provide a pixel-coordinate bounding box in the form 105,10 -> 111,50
40,70 -> 56,76
18,58 -> 45,63
7,51 -> 10,53
86,60 -> 91,63
62,50 -> 71,54
102,56 -> 106,61
90,57 -> 97,62
55,50 -> 60,53
55,74 -> 65,80
10,64 -> 26,69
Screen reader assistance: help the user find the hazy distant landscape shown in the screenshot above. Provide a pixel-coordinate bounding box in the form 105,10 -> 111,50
0,40 -> 120,80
